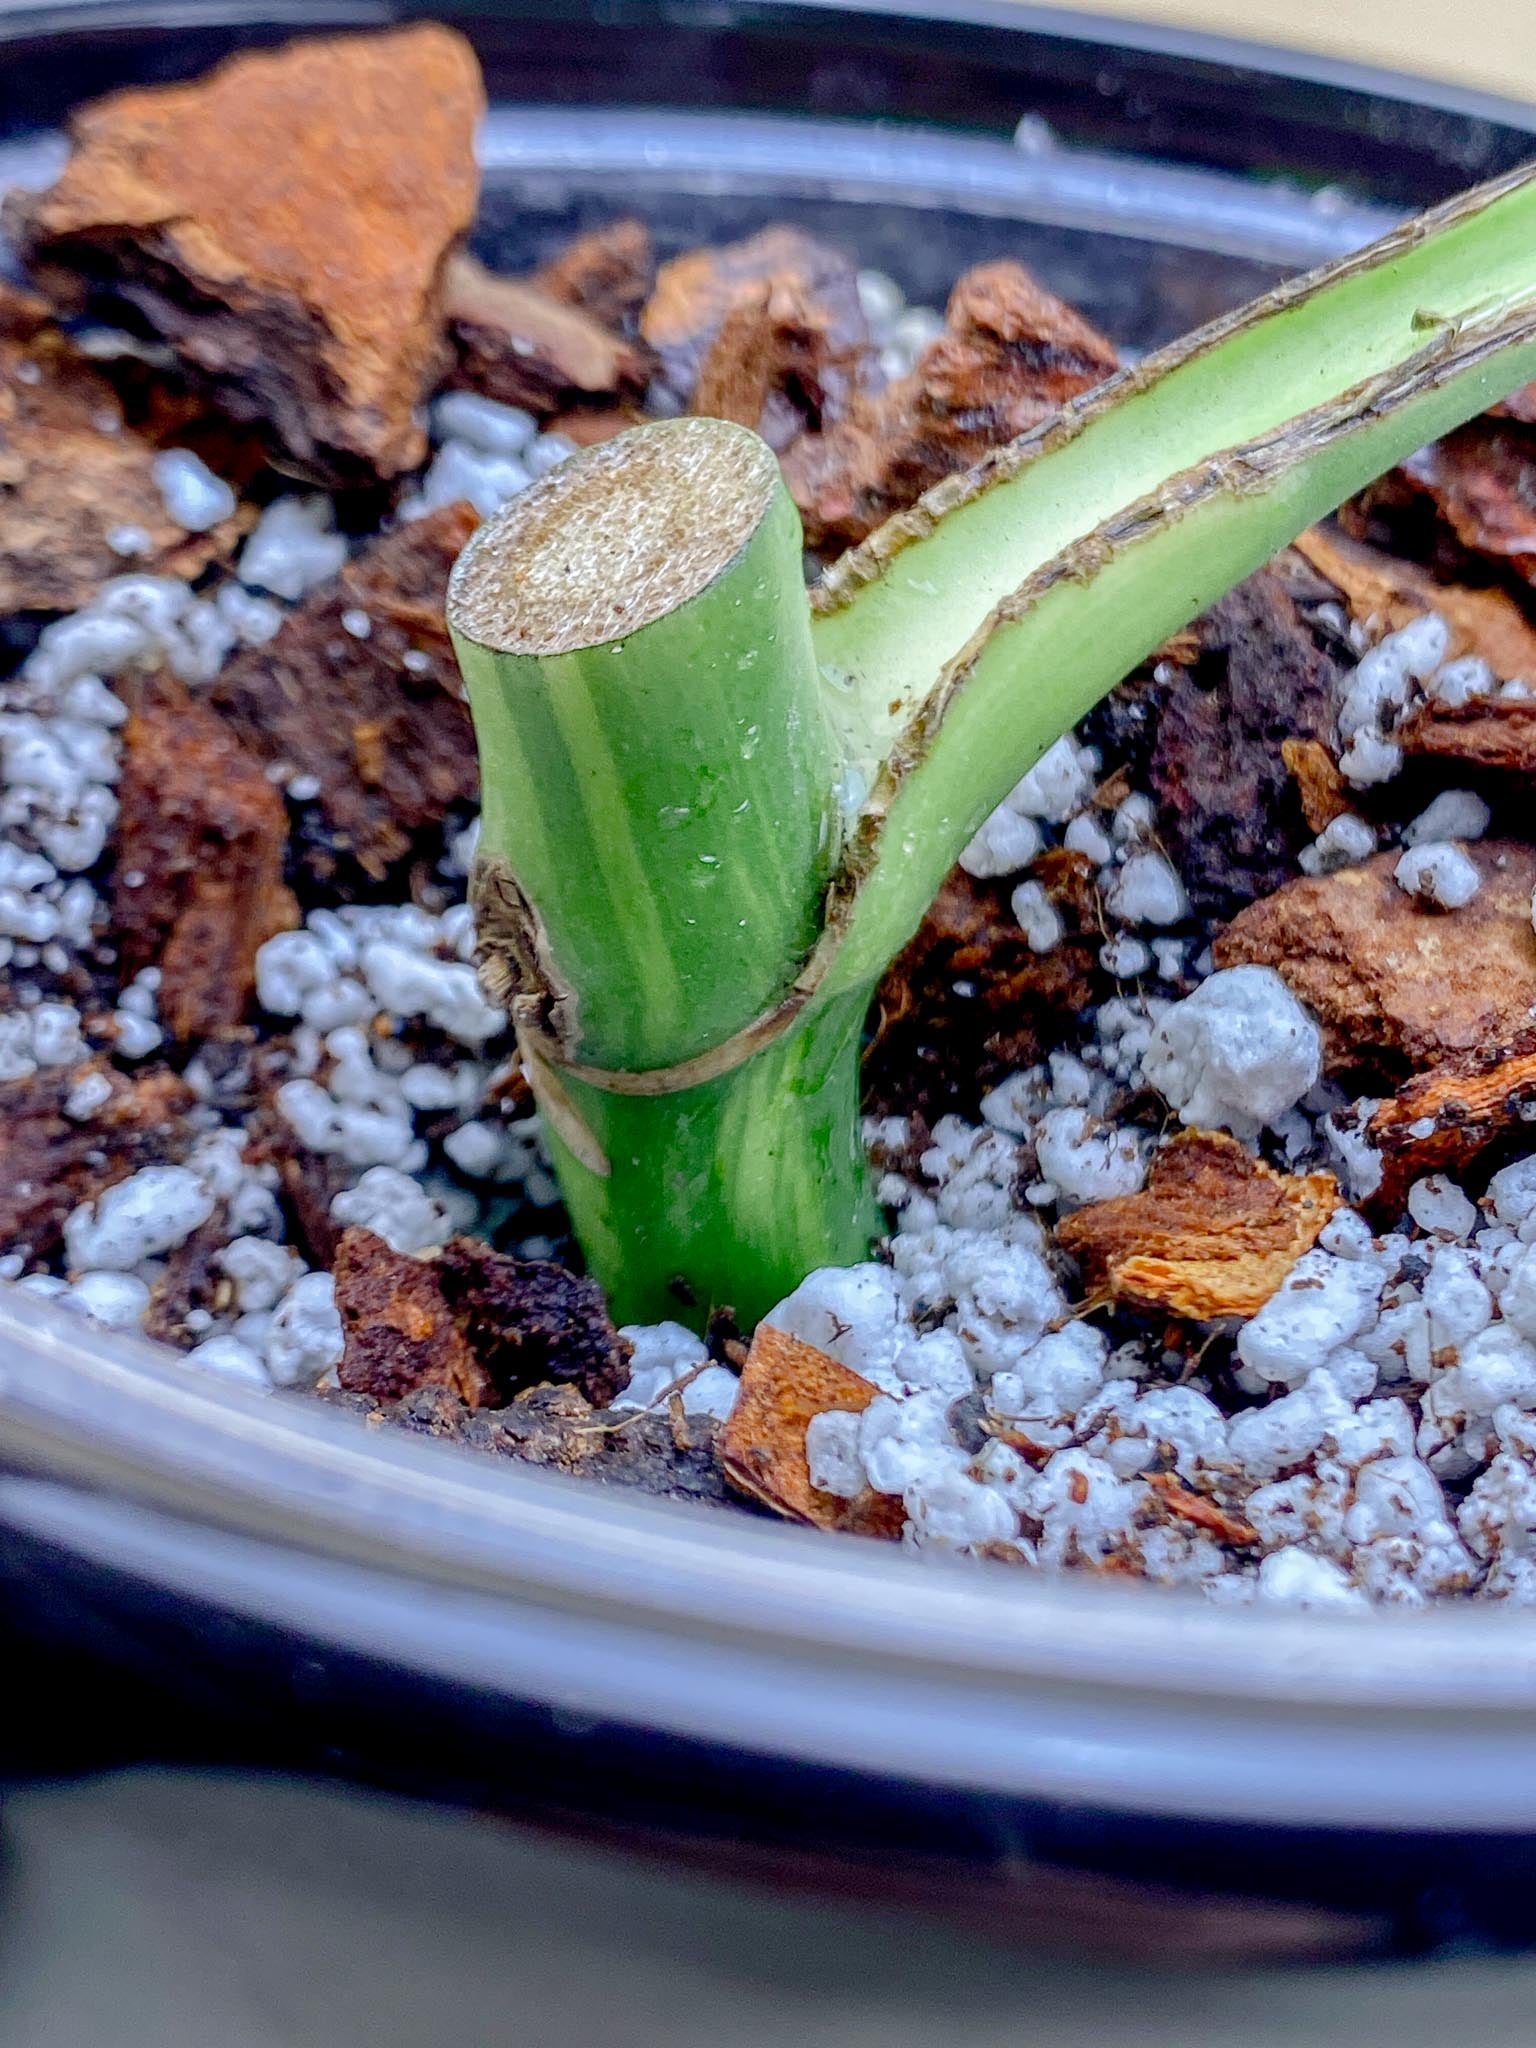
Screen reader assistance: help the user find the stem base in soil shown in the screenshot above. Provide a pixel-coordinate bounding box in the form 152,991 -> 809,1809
547,988 -> 880,1329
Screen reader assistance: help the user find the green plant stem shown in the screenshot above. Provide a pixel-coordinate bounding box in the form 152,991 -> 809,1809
547,987 -> 880,1327
448,416 -> 875,1322
450,417 -> 838,1074
824,312 -> 1536,996
446,162 -> 1536,1329
812,160 -> 1536,784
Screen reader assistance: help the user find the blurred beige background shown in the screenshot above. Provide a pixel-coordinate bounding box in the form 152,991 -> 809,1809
1058,0 -> 1533,101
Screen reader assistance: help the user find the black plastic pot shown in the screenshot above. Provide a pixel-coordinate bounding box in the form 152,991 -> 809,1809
4,0 -> 1536,1964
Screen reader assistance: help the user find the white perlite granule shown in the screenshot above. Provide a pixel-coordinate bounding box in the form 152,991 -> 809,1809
1299,812 -> 1376,876
63,1165 -> 215,1272
614,1320 -> 740,1421
238,496 -> 348,600
1010,879 -> 1062,953
1394,841 -> 1481,909
960,806 -> 1042,879
1141,966 -> 1322,1139
1403,790 -> 1490,846
1105,849 -> 1187,926
151,448 -> 237,532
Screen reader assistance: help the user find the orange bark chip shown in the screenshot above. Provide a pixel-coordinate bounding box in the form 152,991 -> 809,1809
7,25 -> 484,482
1281,736 -> 1350,835
1296,524 -> 1536,684
1216,842 -> 1536,1074
1367,1043 -> 1536,1214
1057,1130 -> 1339,1322
719,1322 -> 904,1537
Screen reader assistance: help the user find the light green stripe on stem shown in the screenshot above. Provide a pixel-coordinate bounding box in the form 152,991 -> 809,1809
823,316 -> 1536,995
812,159 -> 1536,784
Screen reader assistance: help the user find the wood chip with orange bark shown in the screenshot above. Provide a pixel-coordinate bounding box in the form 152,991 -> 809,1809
1216,842 -> 1536,1074
1056,1130 -> 1339,1321
1365,1040 -> 1536,1214
1281,736 -> 1349,834
719,1322 -> 904,1537
6,26 -> 484,483
1295,523 -> 1536,683
334,1227 -> 493,1408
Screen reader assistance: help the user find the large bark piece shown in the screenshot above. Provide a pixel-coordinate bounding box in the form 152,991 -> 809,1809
1216,841 -> 1536,1077
7,26 -> 484,483
782,261 -> 1117,548
114,689 -> 298,1039
211,503 -> 480,886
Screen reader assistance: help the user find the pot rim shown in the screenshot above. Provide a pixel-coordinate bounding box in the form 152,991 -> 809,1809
7,1287 -> 1536,1830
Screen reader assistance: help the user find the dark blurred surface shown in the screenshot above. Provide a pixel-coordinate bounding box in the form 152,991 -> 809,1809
4,1768 -> 1536,2047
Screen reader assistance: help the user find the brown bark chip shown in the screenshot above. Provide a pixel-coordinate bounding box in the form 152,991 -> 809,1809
1295,525 -> 1536,683
445,255 -> 650,416
719,1322 -> 904,1537
1057,1130 -> 1338,1322
641,225 -> 870,419
689,277 -> 860,451
0,328 -> 244,613
1398,425 -> 1536,582
1282,738 -> 1350,835
0,1058 -> 192,1263
782,260 -> 1117,549
211,503 -> 479,885
865,850 -> 1103,1121
534,218 -> 654,332
1366,1042 -> 1536,1215
334,1228 -> 493,1407
333,1229 -> 630,1409
1400,695 -> 1536,779
1216,841 -> 1536,1076
1149,569 -> 1346,919
7,27 -> 484,483
114,690 -> 298,1040
434,1235 -> 631,1408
